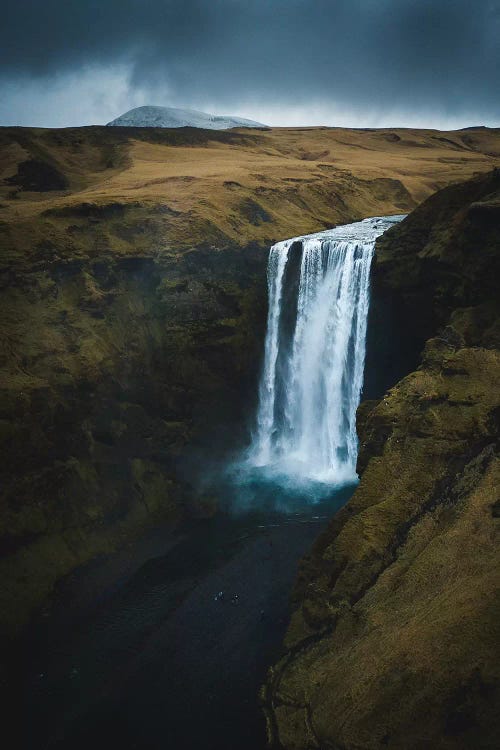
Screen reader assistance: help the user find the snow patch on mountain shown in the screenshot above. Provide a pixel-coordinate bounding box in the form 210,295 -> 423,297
107,106 -> 266,130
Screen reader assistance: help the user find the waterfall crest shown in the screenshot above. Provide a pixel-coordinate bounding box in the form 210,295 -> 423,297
250,215 -> 404,484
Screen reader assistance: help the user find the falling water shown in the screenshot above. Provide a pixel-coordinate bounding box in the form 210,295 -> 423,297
250,215 -> 405,484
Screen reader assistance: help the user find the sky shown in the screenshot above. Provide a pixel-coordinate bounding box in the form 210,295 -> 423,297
0,0 -> 499,129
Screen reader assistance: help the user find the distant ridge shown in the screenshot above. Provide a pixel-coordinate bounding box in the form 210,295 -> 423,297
107,105 -> 267,130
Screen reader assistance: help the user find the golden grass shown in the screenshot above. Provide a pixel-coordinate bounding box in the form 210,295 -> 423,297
1,125 -> 499,252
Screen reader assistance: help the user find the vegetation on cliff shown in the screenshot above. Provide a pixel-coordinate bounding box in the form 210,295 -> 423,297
263,169 -> 500,749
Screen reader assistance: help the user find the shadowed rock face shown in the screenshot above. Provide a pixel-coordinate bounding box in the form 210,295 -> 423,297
263,170 -> 500,750
0,236 -> 268,636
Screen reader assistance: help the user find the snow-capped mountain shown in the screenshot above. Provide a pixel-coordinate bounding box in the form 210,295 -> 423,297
107,106 -> 266,130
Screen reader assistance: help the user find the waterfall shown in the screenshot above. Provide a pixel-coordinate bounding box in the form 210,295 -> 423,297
250,215 -> 404,484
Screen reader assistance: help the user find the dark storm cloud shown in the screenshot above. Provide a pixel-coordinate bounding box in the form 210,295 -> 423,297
1,0 -> 499,123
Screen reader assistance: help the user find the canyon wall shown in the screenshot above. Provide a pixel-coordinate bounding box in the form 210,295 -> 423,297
0,217 -> 267,633
263,169 -> 500,749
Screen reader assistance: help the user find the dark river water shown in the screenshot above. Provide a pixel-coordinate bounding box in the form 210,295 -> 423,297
17,474 -> 356,750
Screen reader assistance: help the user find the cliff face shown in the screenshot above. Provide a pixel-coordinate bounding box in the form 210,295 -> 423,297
263,170 -> 500,749
0,232 -> 267,635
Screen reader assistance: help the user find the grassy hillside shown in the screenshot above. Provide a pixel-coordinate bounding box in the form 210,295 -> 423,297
1,124 -> 500,255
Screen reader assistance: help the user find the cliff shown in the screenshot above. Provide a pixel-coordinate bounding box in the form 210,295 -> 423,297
1,124 -> 499,636
263,169 -> 500,749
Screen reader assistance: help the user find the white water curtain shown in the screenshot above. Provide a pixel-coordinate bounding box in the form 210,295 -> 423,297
251,216 -> 404,483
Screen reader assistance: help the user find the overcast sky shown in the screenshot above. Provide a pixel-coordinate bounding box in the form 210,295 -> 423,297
1,0 -> 499,129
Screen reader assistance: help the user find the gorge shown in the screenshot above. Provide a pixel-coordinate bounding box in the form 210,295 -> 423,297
4,123 -> 499,636
17,214 -> 406,750
0,126 -> 499,750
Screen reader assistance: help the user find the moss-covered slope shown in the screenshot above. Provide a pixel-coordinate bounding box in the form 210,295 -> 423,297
263,169 -> 500,749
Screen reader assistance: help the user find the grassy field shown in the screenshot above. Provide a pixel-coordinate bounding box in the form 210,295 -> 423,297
1,124 -> 500,256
